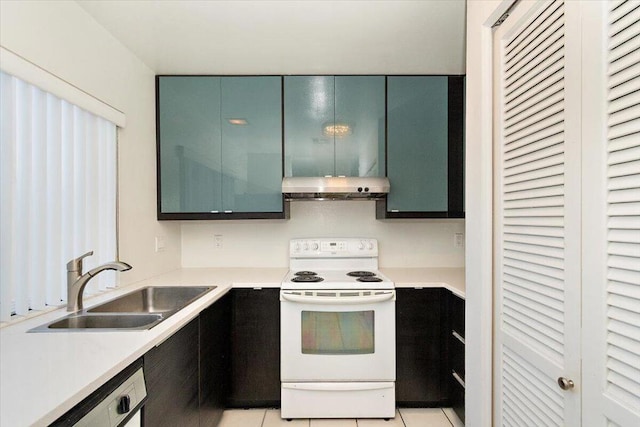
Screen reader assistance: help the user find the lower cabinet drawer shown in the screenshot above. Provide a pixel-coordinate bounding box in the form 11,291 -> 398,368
451,331 -> 465,380
451,372 -> 465,424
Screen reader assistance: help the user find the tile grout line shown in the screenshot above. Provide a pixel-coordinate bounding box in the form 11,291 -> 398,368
397,408 -> 407,427
439,408 -> 454,427
260,408 -> 266,427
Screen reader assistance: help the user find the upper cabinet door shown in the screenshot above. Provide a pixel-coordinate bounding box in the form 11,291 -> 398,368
158,76 -> 223,214
386,76 -> 449,212
220,77 -> 283,213
284,76 -> 385,177
284,76 -> 335,177
157,76 -> 286,219
334,76 -> 386,177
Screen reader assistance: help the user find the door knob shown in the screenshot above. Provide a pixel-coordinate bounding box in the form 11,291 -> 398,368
557,377 -> 574,391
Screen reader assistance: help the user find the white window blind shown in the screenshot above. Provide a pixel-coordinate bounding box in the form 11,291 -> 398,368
0,70 -> 118,322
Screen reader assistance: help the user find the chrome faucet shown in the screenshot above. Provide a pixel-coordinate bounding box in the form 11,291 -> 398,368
66,251 -> 132,312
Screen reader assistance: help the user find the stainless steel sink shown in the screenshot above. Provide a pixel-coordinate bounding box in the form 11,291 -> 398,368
29,285 -> 216,332
47,313 -> 163,330
87,286 -> 216,314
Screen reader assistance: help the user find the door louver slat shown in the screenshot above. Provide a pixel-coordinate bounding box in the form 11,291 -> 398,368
504,133 -> 564,164
504,291 -> 564,326
504,139 -> 564,169
504,265 -> 565,293
503,276 -> 564,309
505,64 -> 564,116
505,19 -> 565,88
504,231 -> 564,248
610,0 -> 640,22
505,1 -> 564,62
609,61 -> 640,86
606,0 -> 640,415
504,76 -> 564,124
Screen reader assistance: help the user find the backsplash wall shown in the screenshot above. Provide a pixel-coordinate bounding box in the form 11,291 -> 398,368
181,201 -> 465,268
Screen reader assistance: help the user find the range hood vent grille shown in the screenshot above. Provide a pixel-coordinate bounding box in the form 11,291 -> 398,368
282,177 -> 390,201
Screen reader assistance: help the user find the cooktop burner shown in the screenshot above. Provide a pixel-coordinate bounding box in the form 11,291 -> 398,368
347,271 -> 376,277
356,276 -> 383,283
283,238 -> 394,290
294,271 -> 317,276
291,275 -> 324,283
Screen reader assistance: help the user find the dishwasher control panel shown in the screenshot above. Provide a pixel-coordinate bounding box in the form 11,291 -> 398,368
74,367 -> 146,427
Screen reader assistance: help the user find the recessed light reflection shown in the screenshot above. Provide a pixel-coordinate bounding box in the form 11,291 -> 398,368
227,118 -> 248,125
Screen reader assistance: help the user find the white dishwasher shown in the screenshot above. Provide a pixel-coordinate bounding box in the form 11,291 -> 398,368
50,360 -> 147,427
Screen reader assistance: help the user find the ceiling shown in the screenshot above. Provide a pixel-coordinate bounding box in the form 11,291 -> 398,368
76,0 -> 466,75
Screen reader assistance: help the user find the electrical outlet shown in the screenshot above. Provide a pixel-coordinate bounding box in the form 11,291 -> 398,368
214,234 -> 223,249
454,232 -> 464,248
155,236 -> 165,252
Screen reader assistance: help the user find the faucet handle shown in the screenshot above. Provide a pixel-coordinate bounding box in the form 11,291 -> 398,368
66,250 -> 94,272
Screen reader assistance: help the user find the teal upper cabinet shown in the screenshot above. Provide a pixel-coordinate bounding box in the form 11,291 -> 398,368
157,76 -> 286,220
378,76 -> 465,218
284,76 -> 385,177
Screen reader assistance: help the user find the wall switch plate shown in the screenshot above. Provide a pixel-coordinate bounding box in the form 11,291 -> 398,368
214,234 -> 223,249
155,236 -> 165,252
454,232 -> 464,248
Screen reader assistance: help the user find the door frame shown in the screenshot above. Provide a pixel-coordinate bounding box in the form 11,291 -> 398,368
465,1 -> 516,426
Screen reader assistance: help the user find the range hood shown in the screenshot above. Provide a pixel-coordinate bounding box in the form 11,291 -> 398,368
282,176 -> 390,200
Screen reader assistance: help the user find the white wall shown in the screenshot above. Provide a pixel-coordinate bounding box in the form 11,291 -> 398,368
182,201 -> 465,268
0,1 -> 181,285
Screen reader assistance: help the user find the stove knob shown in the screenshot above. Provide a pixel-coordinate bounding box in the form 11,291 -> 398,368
294,243 -> 300,252
368,241 -> 374,250
359,240 -> 365,250
304,243 -> 309,251
311,242 -> 319,250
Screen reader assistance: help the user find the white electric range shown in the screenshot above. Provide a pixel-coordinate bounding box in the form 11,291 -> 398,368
280,238 -> 396,419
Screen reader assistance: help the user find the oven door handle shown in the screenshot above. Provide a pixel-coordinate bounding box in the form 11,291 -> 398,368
282,383 -> 393,392
280,291 -> 395,305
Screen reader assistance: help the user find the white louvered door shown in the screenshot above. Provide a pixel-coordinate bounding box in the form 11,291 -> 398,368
582,1 -> 640,426
493,0 -> 640,425
600,3 -> 640,423
493,1 -> 582,425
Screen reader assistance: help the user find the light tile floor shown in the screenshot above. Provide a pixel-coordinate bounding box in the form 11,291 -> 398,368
219,408 -> 464,427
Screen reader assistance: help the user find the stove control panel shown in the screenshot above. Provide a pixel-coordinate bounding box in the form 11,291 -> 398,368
290,238 -> 378,257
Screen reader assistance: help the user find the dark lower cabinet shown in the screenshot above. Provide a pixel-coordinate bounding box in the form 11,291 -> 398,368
395,288 -> 449,406
448,291 -> 465,423
228,288 -> 280,407
143,294 -> 231,427
396,287 -> 466,424
144,317 -> 200,427
200,293 -> 231,427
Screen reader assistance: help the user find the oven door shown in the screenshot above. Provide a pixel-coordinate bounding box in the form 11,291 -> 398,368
280,289 -> 395,382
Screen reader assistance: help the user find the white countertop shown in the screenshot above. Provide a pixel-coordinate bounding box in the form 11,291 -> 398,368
381,267 -> 465,298
0,266 -> 462,426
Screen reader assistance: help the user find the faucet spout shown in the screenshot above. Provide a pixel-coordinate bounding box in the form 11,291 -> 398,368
66,253 -> 132,312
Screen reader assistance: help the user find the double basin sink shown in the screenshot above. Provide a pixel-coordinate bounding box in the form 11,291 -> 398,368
30,286 -> 216,332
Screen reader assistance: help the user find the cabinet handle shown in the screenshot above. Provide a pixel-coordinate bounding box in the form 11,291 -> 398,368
224,210 -> 232,213
452,370 -> 465,388
452,330 -> 465,345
